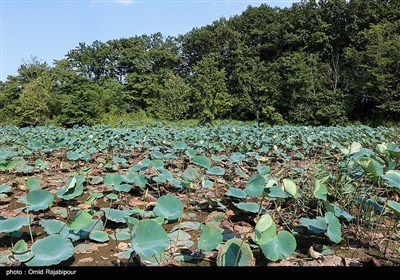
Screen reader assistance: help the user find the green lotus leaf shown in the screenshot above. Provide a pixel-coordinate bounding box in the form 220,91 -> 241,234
151,159 -> 164,170
34,157 -> 47,165
56,176 -> 84,200
27,178 -> 41,191
201,177 -> 214,189
153,195 -> 183,221
244,174 -> 265,198
225,187 -> 247,199
355,198 -> 383,213
206,167 -> 225,176
314,179 -> 328,201
230,153 -> 245,163
0,160 -> 17,171
383,170 -> 400,190
89,230 -> 109,243
67,151 -> 81,161
89,176 -> 103,185
171,221 -> 201,232
235,167 -> 249,178
182,166 -> 200,182
110,230 -> 131,241
0,216 -> 32,233
106,193 -> 119,201
233,202 -> 265,214
299,216 -> 327,234
167,230 -> 193,247
104,173 -> 122,188
10,240 -> 34,263
11,251 -> 34,263
125,216 -> 139,236
198,224 -> 223,252
69,210 -> 92,231
324,212 -> 342,243
130,219 -> 169,258
27,189 -> 54,212
150,151 -> 163,159
324,201 -> 353,222
254,214 -> 277,245
12,239 -> 28,254
185,148 -> 196,159
173,141 -> 187,150
387,200 -> 400,216
349,142 -> 362,155
387,143 -> 400,159
265,185 -> 289,199
193,155 -> 212,169
357,157 -> 383,184
133,174 -> 147,188
101,208 -> 133,223
39,219 -> 79,241
257,165 -> 270,176
282,179 -> 297,198
0,185 -> 11,194
26,235 -> 74,266
217,238 -> 254,266
260,231 -> 297,261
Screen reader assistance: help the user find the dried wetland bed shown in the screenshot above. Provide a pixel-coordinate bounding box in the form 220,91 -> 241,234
0,124 -> 399,267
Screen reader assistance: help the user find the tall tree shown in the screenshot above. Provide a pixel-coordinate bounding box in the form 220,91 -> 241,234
346,20 -> 400,120
15,74 -> 52,127
190,55 -> 233,124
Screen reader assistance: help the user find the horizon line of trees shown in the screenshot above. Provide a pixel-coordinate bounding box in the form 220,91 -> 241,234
0,0 -> 399,127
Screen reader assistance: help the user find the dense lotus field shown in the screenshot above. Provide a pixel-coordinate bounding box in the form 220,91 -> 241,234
0,123 -> 399,266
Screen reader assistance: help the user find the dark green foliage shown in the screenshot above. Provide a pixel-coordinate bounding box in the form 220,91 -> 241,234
58,83 -> 106,127
190,55 -> 233,124
149,71 -> 191,121
1,0 -> 399,126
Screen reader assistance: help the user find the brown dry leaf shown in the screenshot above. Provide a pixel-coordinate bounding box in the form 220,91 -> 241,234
0,196 -> 11,203
160,259 -> 180,267
77,203 -> 91,210
117,242 -> 129,250
225,209 -> 235,217
78,257 -> 94,263
145,194 -> 157,203
233,224 -> 253,234
205,251 -> 218,259
128,198 -> 146,207
97,243 -> 109,248
220,220 -> 233,231
0,205 -> 8,210
205,211 -> 225,225
75,243 -> 99,254
233,177 -> 241,185
344,258 -> 363,267
14,191 -> 26,199
267,259 -> 300,267
168,245 -> 178,254
345,257 -> 381,267
205,190 -> 218,198
371,232 -> 385,239
300,255 -> 343,266
0,210 -> 15,218
215,178 -> 226,185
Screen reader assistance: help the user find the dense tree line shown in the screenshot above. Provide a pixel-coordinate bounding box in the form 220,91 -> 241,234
1,0 -> 399,127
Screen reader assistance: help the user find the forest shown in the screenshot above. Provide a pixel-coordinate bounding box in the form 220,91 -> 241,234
0,0 -> 399,127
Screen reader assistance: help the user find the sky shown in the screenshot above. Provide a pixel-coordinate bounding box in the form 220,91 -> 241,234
0,0 -> 297,81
